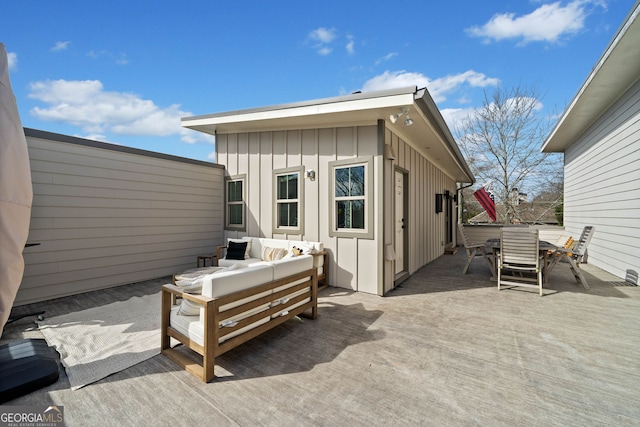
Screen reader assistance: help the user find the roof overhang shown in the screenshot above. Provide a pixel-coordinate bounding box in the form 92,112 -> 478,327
542,1 -> 640,152
182,86 -> 474,183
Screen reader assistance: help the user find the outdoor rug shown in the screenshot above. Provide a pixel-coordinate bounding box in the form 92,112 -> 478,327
37,292 -> 161,390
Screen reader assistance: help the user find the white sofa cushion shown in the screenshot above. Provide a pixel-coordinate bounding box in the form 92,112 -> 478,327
271,254 -> 313,280
169,308 -> 204,344
202,264 -> 273,298
170,305 -> 271,346
218,258 -> 262,268
246,238 -> 289,259
175,266 -> 240,315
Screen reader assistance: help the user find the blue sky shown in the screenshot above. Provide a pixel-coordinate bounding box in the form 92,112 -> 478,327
1,0 -> 634,162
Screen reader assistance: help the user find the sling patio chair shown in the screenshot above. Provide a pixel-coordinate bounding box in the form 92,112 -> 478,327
458,223 -> 493,275
498,228 -> 544,296
549,226 -> 595,289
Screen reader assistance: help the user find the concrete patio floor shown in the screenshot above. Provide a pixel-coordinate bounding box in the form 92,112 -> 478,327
2,249 -> 639,426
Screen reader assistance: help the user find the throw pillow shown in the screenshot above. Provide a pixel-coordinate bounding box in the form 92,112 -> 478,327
226,241 -> 248,260
261,246 -> 288,261
228,238 -> 252,259
296,241 -> 317,255
290,246 -> 303,256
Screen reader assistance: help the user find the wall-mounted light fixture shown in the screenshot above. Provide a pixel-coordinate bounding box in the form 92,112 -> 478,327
306,169 -> 316,181
389,107 -> 413,126
435,193 -> 443,213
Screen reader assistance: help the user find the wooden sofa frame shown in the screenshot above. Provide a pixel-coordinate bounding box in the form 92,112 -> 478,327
160,267 -> 318,382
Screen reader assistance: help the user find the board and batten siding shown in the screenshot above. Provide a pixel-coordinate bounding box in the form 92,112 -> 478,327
563,78 -> 640,280
216,125 -> 383,294
17,129 -> 224,305
383,128 -> 457,293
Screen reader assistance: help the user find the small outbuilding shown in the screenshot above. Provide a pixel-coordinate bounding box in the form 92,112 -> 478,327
183,86 -> 474,295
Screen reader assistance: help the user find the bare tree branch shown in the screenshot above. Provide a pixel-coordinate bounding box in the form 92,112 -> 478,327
456,84 -> 563,224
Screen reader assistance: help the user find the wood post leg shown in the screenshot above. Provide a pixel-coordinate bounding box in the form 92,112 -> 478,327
484,250 -> 497,279
202,300 -> 216,382
567,256 -> 589,289
161,289 -> 171,351
461,249 -> 475,275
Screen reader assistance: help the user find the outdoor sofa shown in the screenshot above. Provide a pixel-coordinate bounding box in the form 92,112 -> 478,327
161,238 -> 323,382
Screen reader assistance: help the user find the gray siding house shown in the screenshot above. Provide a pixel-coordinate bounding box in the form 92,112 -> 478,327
182,87 -> 474,295
18,129 -> 224,305
542,1 -> 640,282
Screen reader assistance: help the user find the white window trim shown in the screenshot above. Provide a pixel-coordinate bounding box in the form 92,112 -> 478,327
329,156 -> 374,239
273,166 -> 304,234
225,174 -> 246,231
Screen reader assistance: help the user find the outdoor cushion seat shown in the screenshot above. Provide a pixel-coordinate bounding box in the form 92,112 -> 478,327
161,251 -> 318,382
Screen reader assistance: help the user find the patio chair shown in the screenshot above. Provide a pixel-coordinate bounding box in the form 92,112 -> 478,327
554,226 -> 595,289
498,228 -> 543,296
458,223 -> 491,274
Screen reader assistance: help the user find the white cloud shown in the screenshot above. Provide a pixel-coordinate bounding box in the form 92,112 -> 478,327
309,27 -> 337,43
308,27 -> 338,55
428,71 -> 500,102
445,96 -> 544,137
441,107 -> 476,133
7,52 -> 17,71
361,70 -> 499,103
77,133 -> 109,142
87,50 -> 129,65
375,52 -> 398,65
27,79 -> 212,144
361,70 -> 429,92
51,41 -> 71,52
466,0 -> 606,44
346,34 -> 355,55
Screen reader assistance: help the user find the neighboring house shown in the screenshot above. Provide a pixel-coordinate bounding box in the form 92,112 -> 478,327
182,86 -> 474,295
542,1 -> 640,282
16,129 -> 224,305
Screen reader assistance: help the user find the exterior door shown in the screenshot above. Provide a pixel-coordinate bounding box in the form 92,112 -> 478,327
394,170 -> 406,276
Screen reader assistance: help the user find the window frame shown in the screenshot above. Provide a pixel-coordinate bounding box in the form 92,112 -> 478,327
225,174 -> 246,231
273,166 -> 304,234
329,156 -> 374,239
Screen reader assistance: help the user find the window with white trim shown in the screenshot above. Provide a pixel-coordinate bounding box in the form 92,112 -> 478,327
225,175 -> 245,230
329,157 -> 374,239
273,166 -> 304,234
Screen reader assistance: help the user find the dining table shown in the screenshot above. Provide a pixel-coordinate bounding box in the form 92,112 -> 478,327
483,238 -> 560,282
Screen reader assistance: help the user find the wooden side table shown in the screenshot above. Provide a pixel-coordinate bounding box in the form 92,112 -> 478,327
196,255 -> 216,267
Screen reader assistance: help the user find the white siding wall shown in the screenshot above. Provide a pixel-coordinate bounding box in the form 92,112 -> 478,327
18,130 -> 224,305
564,79 -> 640,280
217,126 -> 383,294
217,123 -> 460,295
383,128 -> 457,293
